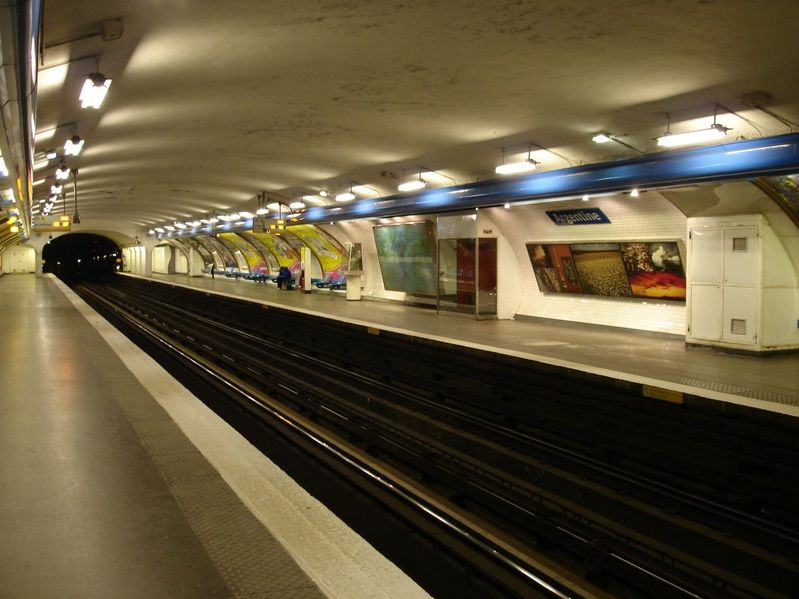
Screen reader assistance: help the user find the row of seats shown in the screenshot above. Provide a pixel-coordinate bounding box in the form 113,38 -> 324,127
207,266 -> 347,290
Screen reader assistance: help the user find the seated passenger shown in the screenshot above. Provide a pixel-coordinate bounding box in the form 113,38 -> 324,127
275,266 -> 293,290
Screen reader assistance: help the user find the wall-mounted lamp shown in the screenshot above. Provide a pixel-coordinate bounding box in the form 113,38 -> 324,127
80,73 -> 112,109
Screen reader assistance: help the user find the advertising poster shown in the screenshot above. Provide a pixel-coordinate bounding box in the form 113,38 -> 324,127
569,243 -> 632,297
240,232 -> 279,272
286,224 -> 345,277
248,231 -> 302,272
621,242 -> 686,299
194,236 -> 225,268
526,243 -> 582,294
757,174 -> 799,228
215,234 -> 249,271
204,235 -> 238,268
220,232 -> 268,274
373,221 -> 437,295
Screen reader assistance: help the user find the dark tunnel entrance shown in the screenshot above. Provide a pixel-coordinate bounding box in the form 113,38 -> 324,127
42,233 -> 122,283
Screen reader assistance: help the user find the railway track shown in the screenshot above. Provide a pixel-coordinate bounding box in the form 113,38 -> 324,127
75,278 -> 799,598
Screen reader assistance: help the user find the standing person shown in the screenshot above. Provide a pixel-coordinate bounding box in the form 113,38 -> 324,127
211,263 -> 215,279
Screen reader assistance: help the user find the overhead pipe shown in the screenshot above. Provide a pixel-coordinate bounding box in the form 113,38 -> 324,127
298,133 -> 799,225
0,0 -> 43,239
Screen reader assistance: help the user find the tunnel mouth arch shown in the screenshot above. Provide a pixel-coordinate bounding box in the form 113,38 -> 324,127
42,233 -> 122,284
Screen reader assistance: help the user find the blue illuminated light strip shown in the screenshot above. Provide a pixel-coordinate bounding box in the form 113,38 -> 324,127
297,133 -> 799,225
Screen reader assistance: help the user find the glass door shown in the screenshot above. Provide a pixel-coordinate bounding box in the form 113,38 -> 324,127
437,238 -> 475,314
477,238 -> 497,318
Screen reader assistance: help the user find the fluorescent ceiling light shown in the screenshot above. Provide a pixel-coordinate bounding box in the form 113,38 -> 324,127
398,179 -> 426,192
165,225 -> 175,231
175,222 -> 187,229
209,217 -> 219,223
255,207 -> 269,215
56,166 -> 70,180
46,150 -> 57,160
188,220 -> 202,227
495,159 -> 537,175
289,201 -> 306,210
335,191 -> 355,202
656,124 -> 729,148
50,184 -> 62,194
238,211 -> 255,218
64,136 -> 84,156
79,74 -> 112,109
155,227 -> 165,232
36,127 -> 57,142
592,133 -> 612,144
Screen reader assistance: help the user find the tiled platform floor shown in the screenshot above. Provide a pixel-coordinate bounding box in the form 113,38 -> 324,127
0,274 -> 428,599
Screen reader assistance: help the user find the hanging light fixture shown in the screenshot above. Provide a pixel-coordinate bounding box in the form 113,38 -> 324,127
64,135 -> 84,156
79,73 -> 112,109
50,184 -> 62,195
56,163 -> 70,180
495,145 -> 537,175
656,108 -> 729,148
289,200 -> 306,210
398,167 -> 427,192
335,184 -> 356,202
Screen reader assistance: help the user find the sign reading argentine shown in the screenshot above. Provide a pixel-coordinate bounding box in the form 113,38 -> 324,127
546,207 -> 610,225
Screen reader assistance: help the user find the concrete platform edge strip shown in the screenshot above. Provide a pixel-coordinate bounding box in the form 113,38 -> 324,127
123,273 -> 799,419
49,274 -> 430,599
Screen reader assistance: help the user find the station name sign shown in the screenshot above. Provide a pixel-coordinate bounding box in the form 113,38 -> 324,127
546,207 -> 610,225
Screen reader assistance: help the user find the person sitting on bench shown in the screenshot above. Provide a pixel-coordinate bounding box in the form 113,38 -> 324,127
275,266 -> 293,290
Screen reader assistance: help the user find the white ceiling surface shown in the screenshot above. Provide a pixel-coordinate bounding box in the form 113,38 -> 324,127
35,0 -> 799,230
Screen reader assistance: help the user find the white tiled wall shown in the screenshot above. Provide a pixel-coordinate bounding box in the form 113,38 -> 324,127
485,192 -> 688,333
326,193 -> 689,333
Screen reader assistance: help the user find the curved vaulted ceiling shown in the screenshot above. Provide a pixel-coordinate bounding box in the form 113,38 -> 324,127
34,0 -> 799,232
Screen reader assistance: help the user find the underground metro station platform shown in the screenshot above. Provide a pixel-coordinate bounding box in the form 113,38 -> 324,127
3,1 -> 799,597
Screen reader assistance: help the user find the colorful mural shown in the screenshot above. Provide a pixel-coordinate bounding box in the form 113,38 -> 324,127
204,235 -> 238,269
240,232 -> 279,272
219,232 -> 268,274
285,225 -> 345,277
248,232 -> 301,273
194,236 -> 224,268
